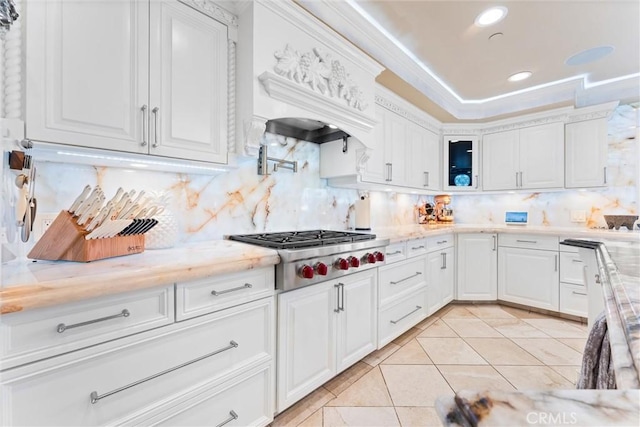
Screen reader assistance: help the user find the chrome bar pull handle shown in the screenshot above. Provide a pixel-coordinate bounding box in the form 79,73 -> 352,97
555,255 -> 558,272
390,271 -> 422,285
572,291 -> 587,296
390,306 -> 422,324
411,245 -> 425,250
216,410 -> 239,427
515,172 -> 519,187
492,235 -> 497,251
441,252 -> 445,269
423,171 -> 429,187
385,163 -> 392,182
57,309 -> 130,333
603,167 -> 607,184
386,250 -> 402,256
516,239 -> 537,244
339,283 -> 345,311
444,252 -> 447,269
211,283 -> 252,296
90,340 -> 239,404
334,283 -> 341,313
474,175 -> 479,189
151,107 -> 160,148
141,105 -> 148,146
572,259 -> 583,263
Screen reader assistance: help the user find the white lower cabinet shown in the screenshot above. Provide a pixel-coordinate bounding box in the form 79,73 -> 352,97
498,246 -> 559,311
559,247 -> 588,317
456,233 -> 497,300
378,287 -> 428,348
426,246 -> 454,315
277,270 -> 377,412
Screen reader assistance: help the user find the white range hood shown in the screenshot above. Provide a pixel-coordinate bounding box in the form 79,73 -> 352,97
235,0 -> 384,156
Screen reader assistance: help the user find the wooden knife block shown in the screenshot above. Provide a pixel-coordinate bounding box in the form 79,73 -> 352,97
28,210 -> 145,262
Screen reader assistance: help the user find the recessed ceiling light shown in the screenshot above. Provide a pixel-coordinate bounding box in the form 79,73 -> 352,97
475,6 -> 508,27
565,46 -> 615,66
508,71 -> 532,82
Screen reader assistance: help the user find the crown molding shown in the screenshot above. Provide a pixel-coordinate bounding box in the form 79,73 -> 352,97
298,0 -> 639,120
375,84 -> 442,134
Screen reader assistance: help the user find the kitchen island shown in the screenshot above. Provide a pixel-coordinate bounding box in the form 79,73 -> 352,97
436,238 -> 640,426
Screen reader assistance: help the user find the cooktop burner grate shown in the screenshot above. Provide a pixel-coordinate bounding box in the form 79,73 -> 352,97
228,230 -> 376,250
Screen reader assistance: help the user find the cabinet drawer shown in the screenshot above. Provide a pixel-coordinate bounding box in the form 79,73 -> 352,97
378,287 -> 428,348
378,257 -> 427,307
426,234 -> 454,251
0,297 -> 274,426
499,234 -> 558,251
384,242 -> 407,264
406,238 -> 428,258
0,286 -> 174,370
176,267 -> 274,321
142,364 -> 273,427
560,252 -> 586,285
559,283 -> 588,317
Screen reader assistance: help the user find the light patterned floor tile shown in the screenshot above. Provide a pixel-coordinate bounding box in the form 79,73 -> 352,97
511,338 -> 583,365
523,318 -> 588,338
436,365 -> 516,392
298,409 -> 323,427
441,306 -> 477,319
464,305 -> 516,319
414,316 -> 439,331
499,305 -> 550,319
548,365 -> 581,385
558,338 -> 587,353
417,319 -> 458,338
417,337 -> 488,365
382,339 -> 433,365
483,318 -> 550,338
393,327 -> 423,346
494,365 -> 575,389
363,343 -> 401,367
325,367 -> 393,407
323,407 -> 400,427
273,388 -> 335,427
380,365 -> 454,406
395,407 -> 442,427
323,362 -> 374,396
464,338 -> 543,365
442,318 -> 504,337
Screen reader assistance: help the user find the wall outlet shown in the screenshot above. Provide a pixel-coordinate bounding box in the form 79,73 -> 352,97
33,212 -> 59,241
571,210 -> 587,223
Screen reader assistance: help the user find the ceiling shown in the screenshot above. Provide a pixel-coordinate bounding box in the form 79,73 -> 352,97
298,0 -> 640,121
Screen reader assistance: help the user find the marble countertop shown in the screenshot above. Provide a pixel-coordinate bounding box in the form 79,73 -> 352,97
436,389 -> 640,426
0,240 -> 280,314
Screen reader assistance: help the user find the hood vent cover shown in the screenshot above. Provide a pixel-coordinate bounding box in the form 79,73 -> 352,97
265,118 -> 350,144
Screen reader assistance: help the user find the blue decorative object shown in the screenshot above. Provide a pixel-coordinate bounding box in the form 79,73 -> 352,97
454,174 -> 470,186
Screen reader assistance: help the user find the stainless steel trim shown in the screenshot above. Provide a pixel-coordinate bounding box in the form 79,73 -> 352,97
90,340 -> 239,404
57,309 -> 130,333
216,411 -> 239,427
572,291 -> 587,296
151,107 -> 160,148
411,245 -> 425,250
334,283 -> 341,313
277,238 -> 390,263
390,306 -> 422,324
390,272 -> 422,285
211,283 -> 252,296
492,235 -> 497,251
141,105 -> 148,146
516,239 -> 537,244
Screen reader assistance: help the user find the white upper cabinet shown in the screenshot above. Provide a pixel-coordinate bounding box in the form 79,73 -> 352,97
565,118 -> 608,188
360,107 -> 388,184
482,122 -> 564,190
383,109 -> 409,186
26,0 -> 228,164
443,136 -> 479,191
408,123 -> 440,190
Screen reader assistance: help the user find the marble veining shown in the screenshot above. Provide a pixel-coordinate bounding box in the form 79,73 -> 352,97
436,389 -> 640,426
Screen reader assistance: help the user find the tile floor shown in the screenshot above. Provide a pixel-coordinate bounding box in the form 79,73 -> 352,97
272,303 -> 588,427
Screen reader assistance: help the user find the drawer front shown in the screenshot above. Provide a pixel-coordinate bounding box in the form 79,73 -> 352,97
426,234 -> 454,252
142,364 -> 273,427
176,267 -> 274,321
406,238 -> 428,258
559,283 -> 588,317
0,297 -> 274,427
378,287 -> 428,348
560,252 -> 586,285
1,286 -> 174,370
384,242 -> 407,264
378,257 -> 427,307
499,234 -> 558,251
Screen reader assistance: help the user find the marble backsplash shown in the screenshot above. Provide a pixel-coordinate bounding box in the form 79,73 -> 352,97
1,106 -> 637,260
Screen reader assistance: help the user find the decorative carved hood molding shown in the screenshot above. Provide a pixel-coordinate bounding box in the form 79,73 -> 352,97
235,0 -> 384,156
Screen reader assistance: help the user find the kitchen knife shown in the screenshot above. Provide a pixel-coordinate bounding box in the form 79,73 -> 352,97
138,218 -> 158,235
77,198 -> 101,226
118,219 -> 142,236
106,187 -> 124,208
74,186 -> 101,217
69,185 -> 90,213
85,203 -> 113,232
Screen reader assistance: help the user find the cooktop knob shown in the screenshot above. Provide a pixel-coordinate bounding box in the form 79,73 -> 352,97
348,256 -> 360,268
364,253 -> 376,264
336,258 -> 349,270
315,262 -> 328,276
299,264 -> 314,279
374,251 -> 385,262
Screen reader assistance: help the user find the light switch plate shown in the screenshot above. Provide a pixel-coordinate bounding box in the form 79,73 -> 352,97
571,210 -> 586,223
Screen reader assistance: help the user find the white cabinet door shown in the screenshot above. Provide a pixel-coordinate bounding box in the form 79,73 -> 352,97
498,247 -> 559,311
336,271 -> 377,373
277,283 -> 336,412
406,122 -> 426,188
26,0 -> 149,153
426,250 -> 453,315
361,107 -> 388,184
441,247 -> 455,305
519,122 -> 564,189
384,110 -> 408,186
422,128 -> 441,190
149,1 -> 228,163
482,130 -> 519,190
565,119 -> 608,188
457,234 -> 497,301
